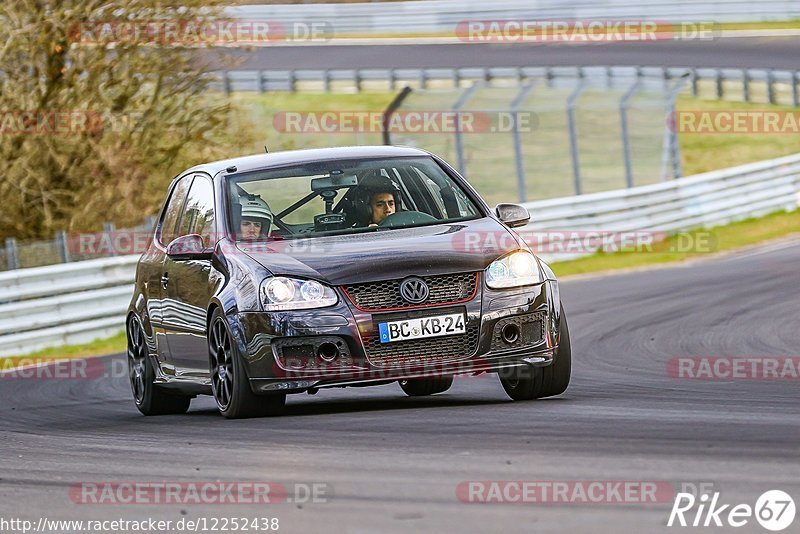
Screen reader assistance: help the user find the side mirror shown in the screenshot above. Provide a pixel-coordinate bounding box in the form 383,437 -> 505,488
495,203 -> 531,228
166,234 -> 213,260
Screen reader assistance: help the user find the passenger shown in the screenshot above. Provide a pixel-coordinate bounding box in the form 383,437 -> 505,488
237,195 -> 273,240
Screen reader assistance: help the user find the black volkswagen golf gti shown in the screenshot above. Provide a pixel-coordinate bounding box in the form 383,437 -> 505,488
127,146 -> 571,418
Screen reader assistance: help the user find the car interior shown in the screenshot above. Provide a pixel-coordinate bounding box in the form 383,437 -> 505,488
229,158 -> 480,240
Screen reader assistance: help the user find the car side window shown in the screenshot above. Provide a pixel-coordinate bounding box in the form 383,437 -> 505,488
178,175 -> 216,247
158,176 -> 192,246
414,166 -> 477,218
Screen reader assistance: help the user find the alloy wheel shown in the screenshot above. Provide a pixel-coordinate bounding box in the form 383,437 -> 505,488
126,317 -> 147,405
210,317 -> 235,410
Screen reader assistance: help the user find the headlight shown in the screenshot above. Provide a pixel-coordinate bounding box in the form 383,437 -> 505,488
260,277 -> 338,311
485,250 -> 542,289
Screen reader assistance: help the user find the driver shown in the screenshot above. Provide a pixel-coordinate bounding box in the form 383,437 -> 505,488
356,173 -> 401,227
368,191 -> 396,226
237,194 -> 273,240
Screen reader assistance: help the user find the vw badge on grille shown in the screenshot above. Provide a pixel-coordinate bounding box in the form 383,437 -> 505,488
399,277 -> 429,304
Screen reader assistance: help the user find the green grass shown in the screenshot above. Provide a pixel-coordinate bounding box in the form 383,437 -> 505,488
549,208 -> 800,277
326,20 -> 800,39
713,20 -> 800,31
676,97 -> 800,175
1,330 -> 126,370
232,92 -> 396,154
230,92 -> 800,205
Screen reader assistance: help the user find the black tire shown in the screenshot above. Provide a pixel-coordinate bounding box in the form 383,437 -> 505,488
499,305 -> 572,401
208,309 -> 286,419
399,375 -> 454,396
127,315 -> 191,415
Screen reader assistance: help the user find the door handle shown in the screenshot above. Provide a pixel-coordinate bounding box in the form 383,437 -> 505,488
161,273 -> 169,290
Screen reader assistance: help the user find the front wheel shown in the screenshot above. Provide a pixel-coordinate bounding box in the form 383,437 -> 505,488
127,315 -> 191,415
208,309 -> 286,419
499,305 -> 572,401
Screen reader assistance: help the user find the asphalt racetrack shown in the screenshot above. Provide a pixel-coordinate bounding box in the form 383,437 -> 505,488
1,238 -> 798,533
216,36 -> 800,70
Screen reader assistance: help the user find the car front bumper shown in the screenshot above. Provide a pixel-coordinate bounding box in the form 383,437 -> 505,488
229,277 -> 562,394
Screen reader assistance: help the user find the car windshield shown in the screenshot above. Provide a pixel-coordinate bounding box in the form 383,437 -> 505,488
226,156 -> 482,241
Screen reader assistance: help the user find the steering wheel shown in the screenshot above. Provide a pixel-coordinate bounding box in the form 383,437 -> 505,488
378,211 -> 439,227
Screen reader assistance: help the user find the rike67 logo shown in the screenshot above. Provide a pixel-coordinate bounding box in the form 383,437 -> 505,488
668,490 -> 796,531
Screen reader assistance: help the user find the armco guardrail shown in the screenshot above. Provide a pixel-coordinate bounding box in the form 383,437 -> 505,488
228,0 -> 800,35
1,153 -> 799,357
525,153 -> 800,262
0,256 -> 138,357
215,66 -> 800,108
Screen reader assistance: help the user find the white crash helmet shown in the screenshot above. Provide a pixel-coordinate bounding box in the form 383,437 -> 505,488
238,194 -> 273,229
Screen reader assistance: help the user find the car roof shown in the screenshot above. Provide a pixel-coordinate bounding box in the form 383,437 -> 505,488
185,146 -> 432,177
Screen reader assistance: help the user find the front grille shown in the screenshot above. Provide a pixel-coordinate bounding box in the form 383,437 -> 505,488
342,272 -> 478,312
362,321 -> 480,368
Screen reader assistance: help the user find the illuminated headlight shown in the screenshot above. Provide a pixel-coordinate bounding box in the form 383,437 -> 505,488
260,277 -> 338,311
485,250 -> 542,289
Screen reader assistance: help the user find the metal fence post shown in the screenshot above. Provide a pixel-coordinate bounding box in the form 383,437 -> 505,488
566,73 -> 587,195
381,86 -> 413,145
620,77 -> 642,189
258,70 -> 266,93
323,69 -> 331,93
663,75 -> 690,181
767,70 -> 776,105
419,69 -> 428,90
223,71 -> 231,96
5,238 -> 18,270
691,68 -> 698,97
715,69 -> 724,99
793,71 -> 799,108
743,68 -> 750,102
55,231 -> 70,263
509,81 -> 538,203
104,222 -> 116,257
452,83 -> 482,177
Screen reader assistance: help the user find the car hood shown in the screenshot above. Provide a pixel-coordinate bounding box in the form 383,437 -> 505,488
236,217 -> 524,285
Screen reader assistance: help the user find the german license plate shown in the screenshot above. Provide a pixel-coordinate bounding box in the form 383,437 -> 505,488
378,313 -> 466,344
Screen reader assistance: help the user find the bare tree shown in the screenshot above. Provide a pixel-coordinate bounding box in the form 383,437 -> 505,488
0,0 -> 249,239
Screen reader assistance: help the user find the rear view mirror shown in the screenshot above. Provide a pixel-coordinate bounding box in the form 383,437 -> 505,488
166,234 -> 213,260
495,203 -> 531,228
311,174 -> 358,192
